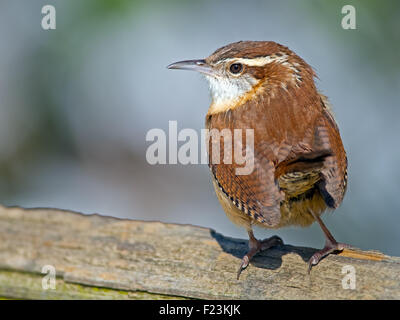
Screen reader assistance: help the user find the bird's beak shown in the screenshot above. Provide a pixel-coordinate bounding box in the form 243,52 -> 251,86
167,59 -> 216,77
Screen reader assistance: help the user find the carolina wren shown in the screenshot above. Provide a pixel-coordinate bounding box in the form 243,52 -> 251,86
168,41 -> 350,279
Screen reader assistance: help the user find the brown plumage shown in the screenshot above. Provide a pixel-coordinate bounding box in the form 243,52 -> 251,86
168,41 -> 350,278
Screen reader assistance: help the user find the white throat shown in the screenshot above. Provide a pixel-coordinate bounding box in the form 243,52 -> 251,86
205,75 -> 258,114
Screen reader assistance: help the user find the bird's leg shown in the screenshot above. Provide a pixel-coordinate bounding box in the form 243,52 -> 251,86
308,211 -> 351,273
237,230 -> 283,280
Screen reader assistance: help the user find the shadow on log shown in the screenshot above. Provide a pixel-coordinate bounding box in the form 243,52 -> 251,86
0,205 -> 398,299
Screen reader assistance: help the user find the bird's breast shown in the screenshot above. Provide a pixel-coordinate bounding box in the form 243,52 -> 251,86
206,95 -> 319,157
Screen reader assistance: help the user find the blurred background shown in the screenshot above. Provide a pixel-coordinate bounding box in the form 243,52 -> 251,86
0,0 -> 399,256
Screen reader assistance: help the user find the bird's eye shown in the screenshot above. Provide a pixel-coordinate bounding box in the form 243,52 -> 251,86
229,63 -> 243,74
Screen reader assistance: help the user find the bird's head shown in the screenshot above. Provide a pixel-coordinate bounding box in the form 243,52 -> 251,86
168,41 -> 316,114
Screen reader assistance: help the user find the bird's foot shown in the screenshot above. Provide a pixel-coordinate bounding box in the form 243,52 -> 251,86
237,235 -> 283,280
308,240 -> 352,273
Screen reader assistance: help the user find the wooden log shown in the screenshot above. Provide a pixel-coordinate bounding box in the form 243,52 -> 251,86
0,205 -> 398,299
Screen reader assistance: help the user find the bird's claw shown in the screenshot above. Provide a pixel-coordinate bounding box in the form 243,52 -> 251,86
237,235 -> 283,280
308,241 -> 352,274
237,255 -> 250,280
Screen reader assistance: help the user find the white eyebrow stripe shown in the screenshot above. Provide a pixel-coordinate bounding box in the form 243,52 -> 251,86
219,54 -> 289,66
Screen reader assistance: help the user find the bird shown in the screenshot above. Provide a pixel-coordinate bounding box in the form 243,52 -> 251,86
168,41 -> 350,279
